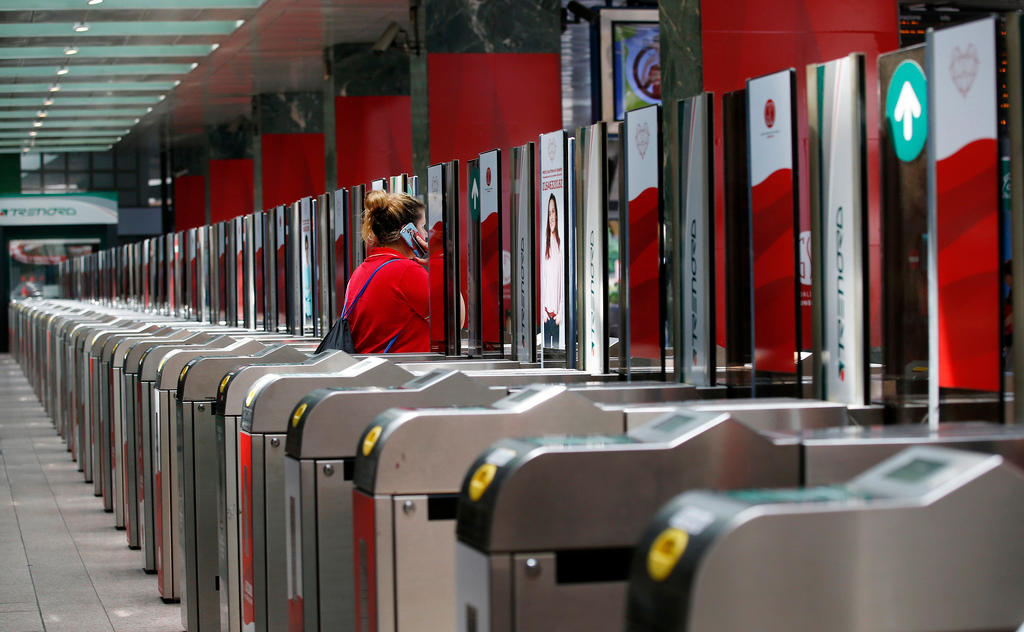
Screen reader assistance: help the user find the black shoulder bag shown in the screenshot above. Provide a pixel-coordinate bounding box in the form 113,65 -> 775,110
314,258 -> 401,354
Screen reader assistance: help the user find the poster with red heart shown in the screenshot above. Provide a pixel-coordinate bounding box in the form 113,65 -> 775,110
746,69 -> 799,376
927,18 -> 1000,395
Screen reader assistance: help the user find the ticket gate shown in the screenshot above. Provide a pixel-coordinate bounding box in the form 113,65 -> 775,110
456,412 -> 1024,632
625,447 -> 1024,631
151,336 -> 280,601
215,349 -> 357,632
176,343 -> 314,632
451,402 -> 853,632
87,320 -> 178,507
351,384 -> 689,632
115,327 -> 199,545
288,379 -> 700,632
283,370 -> 507,632
133,333 -> 237,572
65,314 -> 118,467
238,356 -> 413,632
101,325 -> 186,527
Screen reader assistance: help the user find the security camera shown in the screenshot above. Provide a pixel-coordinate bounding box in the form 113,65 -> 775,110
373,22 -> 402,54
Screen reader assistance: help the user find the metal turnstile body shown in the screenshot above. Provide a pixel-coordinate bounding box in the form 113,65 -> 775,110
625,447 -> 1024,631
215,350 -> 357,632
351,385 -> 638,632
239,357 -> 412,632
454,402 -> 853,632
131,333 -> 230,572
177,343 -> 312,632
283,370 -> 506,632
151,336 -> 266,601
114,328 -> 197,547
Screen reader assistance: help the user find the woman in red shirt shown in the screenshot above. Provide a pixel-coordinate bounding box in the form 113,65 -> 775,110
343,190 -> 430,353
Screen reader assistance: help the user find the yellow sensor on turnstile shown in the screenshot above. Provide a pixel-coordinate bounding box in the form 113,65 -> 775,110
291,403 -> 307,428
219,374 -> 231,394
245,386 -> 258,407
647,528 -> 689,582
468,463 -> 497,502
179,364 -> 189,381
362,425 -> 382,456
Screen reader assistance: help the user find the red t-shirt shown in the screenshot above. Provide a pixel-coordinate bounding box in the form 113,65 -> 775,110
344,247 -> 429,353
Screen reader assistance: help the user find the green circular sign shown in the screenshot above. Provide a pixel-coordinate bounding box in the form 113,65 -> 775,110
886,60 -> 928,162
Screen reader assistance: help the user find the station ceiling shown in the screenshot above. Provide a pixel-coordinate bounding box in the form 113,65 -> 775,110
0,0 -> 409,154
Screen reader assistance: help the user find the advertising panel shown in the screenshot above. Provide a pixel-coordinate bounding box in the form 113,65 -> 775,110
427,164 -> 446,354
679,93 -> 716,386
511,143 -> 537,363
539,130 -> 569,357
577,122 -> 609,375
926,18 -> 1000,406
623,104 -> 664,375
746,69 -> 799,378
0,192 -> 118,225
809,54 -> 869,405
479,149 -> 503,353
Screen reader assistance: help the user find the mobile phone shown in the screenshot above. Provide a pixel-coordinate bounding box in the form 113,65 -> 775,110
400,223 -> 428,258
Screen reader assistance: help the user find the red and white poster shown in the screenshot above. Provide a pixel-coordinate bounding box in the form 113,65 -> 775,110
747,69 -> 798,375
624,105 -> 663,372
927,18 -> 999,394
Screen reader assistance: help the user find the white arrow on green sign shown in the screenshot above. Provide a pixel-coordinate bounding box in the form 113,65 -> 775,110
886,59 -> 928,162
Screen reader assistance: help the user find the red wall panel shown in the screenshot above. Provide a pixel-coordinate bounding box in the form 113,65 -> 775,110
428,53 -> 561,303
261,133 -> 325,208
209,158 -> 254,222
336,95 -> 412,188
702,1 -> 898,349
174,174 -> 205,231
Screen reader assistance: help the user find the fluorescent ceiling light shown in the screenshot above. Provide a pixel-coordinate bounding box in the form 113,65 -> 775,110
88,0 -> 103,5
42,97 -> 53,105
28,131 -> 37,136
49,84 -> 60,92
56,65 -> 68,76
0,81 -> 177,93
0,119 -> 136,129
0,21 -> 241,38
0,108 -> 149,118
0,45 -> 213,60
32,121 -> 43,127
0,96 -> 158,107
0,64 -> 195,78
36,110 -> 47,117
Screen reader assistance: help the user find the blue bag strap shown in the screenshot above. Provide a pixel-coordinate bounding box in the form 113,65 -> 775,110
341,258 -> 400,320
383,330 -> 402,353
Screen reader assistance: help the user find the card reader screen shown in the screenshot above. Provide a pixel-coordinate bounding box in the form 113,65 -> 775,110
885,458 -> 945,483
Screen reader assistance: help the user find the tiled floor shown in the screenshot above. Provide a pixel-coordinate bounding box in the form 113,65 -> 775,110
0,355 -> 181,632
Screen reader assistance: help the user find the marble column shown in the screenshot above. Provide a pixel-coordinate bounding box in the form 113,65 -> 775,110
329,44 -> 412,189
252,91 -> 325,209
411,0 -> 561,183
206,115 -> 255,221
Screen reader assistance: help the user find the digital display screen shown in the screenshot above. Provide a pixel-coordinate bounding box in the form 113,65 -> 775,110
612,22 -> 661,120
885,458 -> 945,483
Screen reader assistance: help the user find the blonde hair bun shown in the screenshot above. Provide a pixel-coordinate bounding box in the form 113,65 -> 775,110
361,190 -> 425,246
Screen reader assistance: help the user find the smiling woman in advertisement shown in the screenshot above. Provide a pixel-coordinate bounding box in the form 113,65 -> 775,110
541,192 -> 564,348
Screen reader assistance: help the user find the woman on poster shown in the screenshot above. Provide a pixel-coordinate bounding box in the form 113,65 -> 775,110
541,192 -> 563,348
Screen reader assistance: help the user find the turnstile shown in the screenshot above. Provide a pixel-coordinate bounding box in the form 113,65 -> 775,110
176,343 -> 313,632
283,370 -> 507,632
452,401 -> 850,632
151,336 -> 272,601
454,410 -> 1024,632
350,384 -> 678,632
132,333 -> 234,573
625,446 -> 1024,631
215,349 -> 357,632
238,356 -> 413,632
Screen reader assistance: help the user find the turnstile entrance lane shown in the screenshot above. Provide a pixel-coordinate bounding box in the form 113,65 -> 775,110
453,403 -> 849,632
115,328 -> 199,546
214,349 -> 357,632
151,336 -> 274,601
351,384 -> 656,632
238,356 -> 413,632
283,370 -> 507,632
132,333 -> 236,572
101,325 -> 185,528
624,447 -> 1024,631
175,343 -> 314,632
